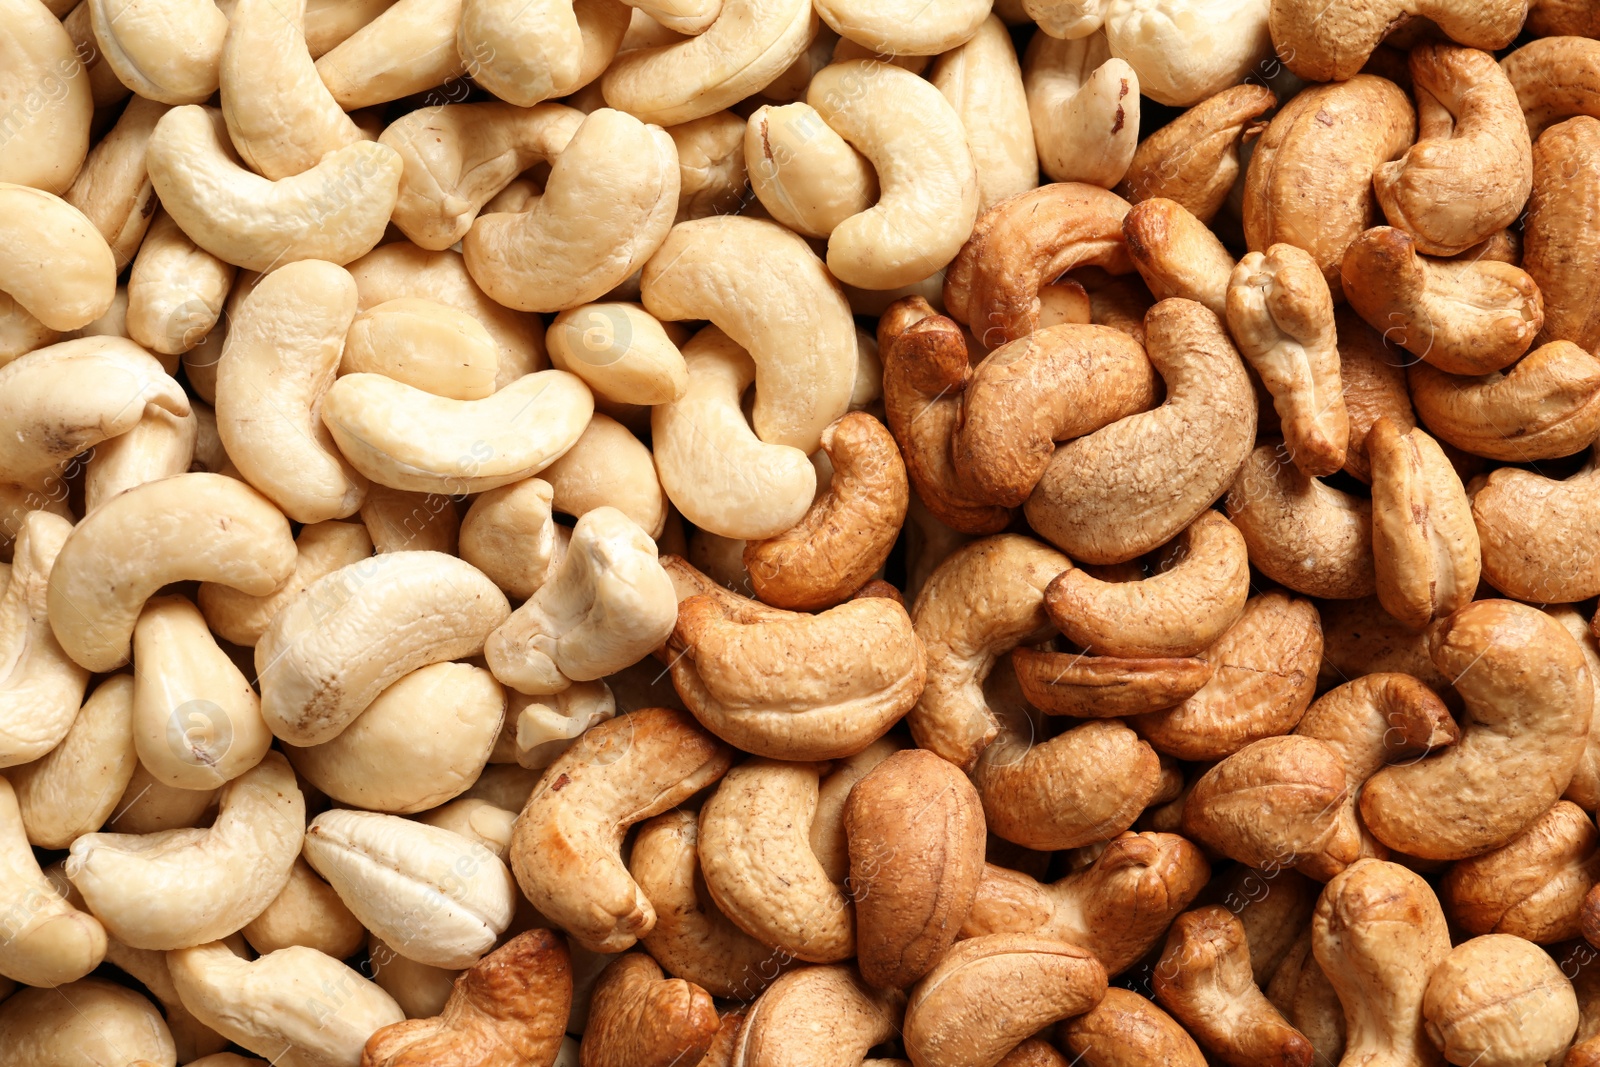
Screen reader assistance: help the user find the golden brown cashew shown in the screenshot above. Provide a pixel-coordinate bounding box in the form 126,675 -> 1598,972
11,675 -> 136,849
1526,116 -> 1600,354
1181,735 -> 1350,871
1503,36 -> 1600,141
510,707 -> 732,953
1022,32 -> 1139,188
0,511 -> 89,768
0,776 -> 106,987
1011,648 -> 1213,719
930,15 -> 1037,213
1424,935 -> 1580,1067
362,929 -> 571,1067
1044,511 -> 1249,658
1265,933 -> 1344,1064
1443,801 -> 1598,943
948,324 -> 1158,508
743,412 -> 908,611
1225,443 -> 1377,600
1242,76 -> 1415,299
198,520 -> 373,648
1408,341 -> 1600,462
1368,418 -> 1480,631
1268,0 -> 1527,84
812,736 -> 901,886
0,0 -> 92,194
0,184 -> 117,333
1118,84 -> 1276,224
1472,446 -> 1600,603
580,952 -> 720,1067
315,0 -> 466,109
904,934 -> 1107,1067
455,0 -> 627,109
1061,988 -> 1205,1067
1026,299 -> 1257,565
1554,605 -> 1600,812
1123,196 -> 1236,318
1363,600 -> 1592,861
846,749 -> 986,989
943,183 -> 1134,349
731,964 -> 905,1067
90,0 -> 229,104
908,534 -> 1070,769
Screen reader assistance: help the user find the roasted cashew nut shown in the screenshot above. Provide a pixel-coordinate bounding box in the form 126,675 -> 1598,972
1443,800 -> 1599,943
1227,443 -> 1376,601
1118,84 -> 1276,224
580,952 -> 721,1067
1269,0 -> 1529,83
1423,934 -> 1580,1067
1124,196 -> 1236,318
1472,446 -> 1600,603
1408,341 -> 1600,462
1526,115 -> 1600,354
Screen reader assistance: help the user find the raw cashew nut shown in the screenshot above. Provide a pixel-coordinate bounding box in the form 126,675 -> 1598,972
1268,0 -> 1528,83
1472,447 -> 1600,603
0,0 -> 92,194
463,109 -> 677,314
546,302 -> 689,408
1526,116 -> 1600,354
1118,84 -> 1276,224
342,298 -> 500,401
1423,935 -> 1580,1067
1026,298 -> 1257,564
360,485 -> 460,555
145,106 -> 403,272
642,215 -> 857,454
0,511 -> 89,767
0,979 -> 172,1064
1408,341 -> 1600,462
1361,600 -> 1593,861
126,211 -> 236,358
108,762 -> 216,836
509,707 -> 732,953
65,752 -> 304,950
90,0 -> 229,104
540,413 -> 669,538
255,551 -> 510,746
242,857 -> 364,960
813,0 -> 984,54
486,506 -> 676,695
581,952 -> 721,1067
732,964 -> 905,1066
460,480 -> 564,602
0,183 -> 117,332
315,0 -> 467,109
198,520 -> 374,648
455,0 -> 628,109
1443,800 -> 1598,943
1023,32 -> 1138,188
1101,0 -> 1272,108
0,775 -> 106,987
48,473 -> 296,673
61,91 -> 165,274
745,102 -> 877,239
11,674 -> 137,849
930,15 -> 1037,212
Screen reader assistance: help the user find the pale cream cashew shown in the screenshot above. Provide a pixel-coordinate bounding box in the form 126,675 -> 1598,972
11,675 -> 137,849
0,979 -> 172,1064
220,0 -> 366,180
61,94 -> 165,272
539,414 -> 668,538
814,0 -> 985,54
126,211 -> 235,359
368,932 -> 458,1020
0,183 -> 118,332
0,0 -> 92,194
464,109 -> 678,314
315,0 -> 466,109
60,0 -> 134,111
1102,0 -> 1272,107
0,776 -> 106,987
66,286 -> 132,344
0,297 -> 61,369
360,485 -> 461,555
416,797 -> 516,859
303,808 -> 516,969
806,60 -> 979,290
132,596 -> 272,790
486,506 -> 675,695
107,762 -> 216,835
47,472 -> 296,673
503,681 -> 615,769
66,752 -> 304,950
255,550 -> 510,746
669,109 -> 747,221
931,15 -> 1038,213
601,0 -> 818,126
240,857 -> 364,960
170,941 -> 404,1067
286,661 -> 503,814
100,933 -> 230,1061
216,258 -> 368,524
198,520 -> 373,648
745,102 -> 877,239
651,326 -> 817,540
459,479 -> 565,601
343,298 -> 500,401
89,0 -> 229,104
546,302 -> 689,407
145,106 -> 403,273
642,216 -> 856,453
457,0 -> 629,108
182,325 -> 226,404
0,511 -> 89,768
380,102 -> 583,250
1023,32 -> 1139,188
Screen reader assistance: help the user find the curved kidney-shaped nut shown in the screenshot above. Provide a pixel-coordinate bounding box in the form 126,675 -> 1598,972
1102,0 -> 1271,109
905,934 -> 1107,1067
698,758 -> 854,964
1226,444 -> 1376,600
464,109 -> 676,314
1022,32 -> 1138,188
1131,590 -> 1321,761
1410,340 -> 1600,462
547,302 -> 688,408
540,414 -> 668,539
367,932 -> 458,1022
344,298 -> 499,402
0,184 -> 117,333
1011,647 -> 1213,719
1061,987 -> 1205,1067
1474,448 -> 1600,603
846,749 -> 986,989
11,674 -> 137,850
304,809 -> 515,970
1181,735 -> 1349,871
669,110 -> 747,223
48,473 -> 294,673
742,412 -> 907,610
0,0 -> 92,194
1368,418 -> 1480,631
198,520 -> 373,648
146,106 -> 402,272
511,707 -> 732,953
732,963 -> 905,1067
486,506 -> 676,695
459,480 -> 561,602
256,551 -> 509,746
172,941 -> 403,1067
1373,44 -> 1530,257
106,760 -> 216,836
216,258 -> 367,524
1502,36 -> 1600,140
1362,600 -> 1592,861
811,737 -> 902,888
943,183 -> 1134,348
1027,299 -> 1256,564
929,15 -> 1037,212
287,660 -> 503,813
1243,76 -> 1416,299
359,486 -> 461,554
1554,606 -> 1600,812
813,0 -> 984,53
1312,859 -> 1450,1067
579,952 -> 719,1067
125,211 -> 235,358
909,534 -> 1069,769
805,60 -> 978,291
950,323 -> 1158,508
1044,511 -> 1249,658
1526,116 -> 1600,354
242,857 -> 364,960
0,511 -> 88,768
0,979 -> 172,1064
362,929 -> 571,1067
0,776 -> 106,987
1227,244 -> 1349,476
314,0 -> 467,109
455,0 -> 626,109
1424,935 -> 1579,1067
1123,197 -> 1236,318
1270,0 -> 1525,83
90,0 -> 228,103
1264,932 -> 1344,1065
1152,906 -> 1313,1067
1443,801 -> 1598,944
1118,84 -> 1276,224
643,215 -> 856,454
66,752 -> 303,950
601,0 -> 816,126
745,102 -> 877,240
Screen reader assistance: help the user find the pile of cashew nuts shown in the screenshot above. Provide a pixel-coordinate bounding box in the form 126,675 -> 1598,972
10,0 -> 1600,1064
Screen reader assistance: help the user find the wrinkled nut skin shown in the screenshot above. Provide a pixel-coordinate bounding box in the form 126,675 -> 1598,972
1408,341 -> 1600,463
1472,447 -> 1600,603
903,934 -> 1108,1067
846,749 -> 987,990
1268,0 -> 1527,84
580,953 -> 720,1067
1526,116 -> 1600,354
1182,735 -> 1350,872
1443,801 -> 1598,944
730,964 -> 905,1067
1059,987 -> 1206,1067
1318,596 -> 1454,694
1118,84 -> 1276,225
1362,600 -> 1593,862
744,412 -> 909,611
362,929 -> 572,1067
1243,75 -> 1416,300
1337,307 -> 1416,484
1265,931 -> 1345,1066
1423,935 -> 1580,1067
1012,648 -> 1213,719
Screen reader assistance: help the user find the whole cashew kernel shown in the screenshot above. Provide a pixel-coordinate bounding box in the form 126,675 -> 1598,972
0,978 -> 172,1065
455,0 -> 628,110
746,102 -> 877,240
62,93 -> 167,274
1101,0 -> 1273,109
89,0 -> 229,104
1423,934 -> 1580,1067
547,302 -> 689,408
813,0 -> 984,55
1118,84 -> 1276,225
0,774 -> 107,987
0,511 -> 88,768
1061,987 -> 1205,1067
1011,646 -> 1213,719
1022,32 -> 1139,188
0,0 -> 92,194
0,183 -> 118,333
242,857 -> 364,960
81,392 -> 198,512
198,520 -> 373,648
126,211 -> 235,358
459,480 -> 564,602
1442,800 -> 1599,943
343,299 -> 500,401
1503,35 -> 1600,140
10,674 -> 135,849
315,0 -> 467,109
1525,115 -> 1600,354
580,952 -> 720,1067
540,413 -> 669,539
730,963 -> 905,1067
1268,0 -> 1529,84
930,15 -> 1038,212
1182,735 -> 1350,872
1408,340 -> 1600,462
1123,196 -> 1237,318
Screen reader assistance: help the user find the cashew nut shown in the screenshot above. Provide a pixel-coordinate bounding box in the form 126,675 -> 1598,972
343,298 -> 500,402
0,979 -> 172,1064
1123,196 -> 1236,318
1118,84 -> 1276,224
1011,646 -> 1213,719
731,964 -> 904,1066
1423,934 -> 1580,1067
1472,446 -> 1600,603
61,94 -> 165,272
0,775 -> 106,986
126,211 -> 235,358
459,479 -> 564,602
539,414 -> 669,538
198,520 -> 374,648
1269,0 -> 1528,83
1409,340 -> 1600,462
0,183 -> 117,333
89,0 -> 229,104
315,0 -> 467,109
1022,32 -> 1138,188
0,511 -> 88,768
1526,115 -> 1600,354
1443,800 -> 1598,943
0,0 -> 92,194
580,951 -> 721,1067
242,857 -> 364,960
10,674 -> 135,849
930,15 -> 1037,212
1061,988 -> 1205,1067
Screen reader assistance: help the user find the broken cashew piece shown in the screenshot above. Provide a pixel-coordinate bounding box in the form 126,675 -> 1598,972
1023,31 -> 1139,188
